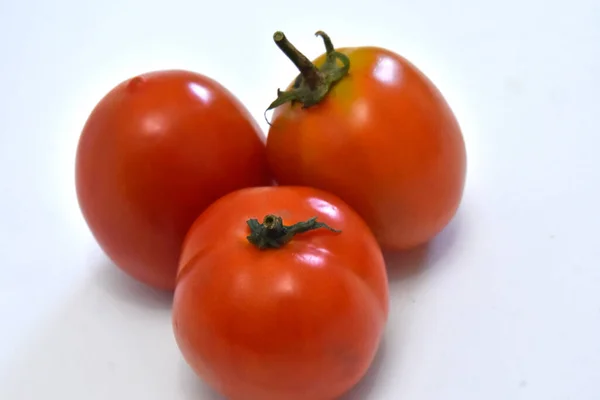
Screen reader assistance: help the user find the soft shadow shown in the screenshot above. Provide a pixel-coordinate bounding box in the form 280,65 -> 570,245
93,257 -> 173,311
384,244 -> 430,281
384,213 -> 463,281
426,212 -> 463,267
178,360 -> 225,400
339,338 -> 388,400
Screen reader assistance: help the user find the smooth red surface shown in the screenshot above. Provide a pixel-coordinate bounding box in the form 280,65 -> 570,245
267,47 -> 467,250
75,70 -> 271,290
173,186 -> 389,400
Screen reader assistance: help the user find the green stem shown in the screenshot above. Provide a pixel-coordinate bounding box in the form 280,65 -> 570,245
266,30 -> 351,112
273,32 -> 323,90
246,214 -> 341,250
315,31 -> 335,54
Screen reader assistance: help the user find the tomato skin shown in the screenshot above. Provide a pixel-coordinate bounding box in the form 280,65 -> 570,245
267,46 -> 467,250
173,186 -> 389,400
75,70 -> 271,290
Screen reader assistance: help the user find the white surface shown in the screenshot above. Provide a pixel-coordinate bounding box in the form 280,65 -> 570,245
1,0 -> 599,399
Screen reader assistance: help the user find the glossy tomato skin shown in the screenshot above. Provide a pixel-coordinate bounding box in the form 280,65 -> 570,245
173,186 -> 389,400
267,47 -> 467,250
76,70 -> 271,290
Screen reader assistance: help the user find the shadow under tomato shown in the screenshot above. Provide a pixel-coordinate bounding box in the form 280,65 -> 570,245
339,337 -> 388,400
178,359 -> 225,400
384,244 -> 430,281
94,256 -> 173,311
383,212 -> 463,282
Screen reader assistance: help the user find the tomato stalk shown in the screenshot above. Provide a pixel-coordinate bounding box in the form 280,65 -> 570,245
246,214 -> 340,250
266,31 -> 350,112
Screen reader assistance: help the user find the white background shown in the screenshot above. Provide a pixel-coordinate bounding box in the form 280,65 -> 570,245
1,0 -> 599,399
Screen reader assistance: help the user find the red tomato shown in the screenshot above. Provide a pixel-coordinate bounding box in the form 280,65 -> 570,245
173,186 -> 389,400
75,70 -> 271,290
266,31 -> 467,250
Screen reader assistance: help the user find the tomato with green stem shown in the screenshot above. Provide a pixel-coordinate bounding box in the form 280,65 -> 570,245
265,31 -> 467,250
173,186 -> 389,400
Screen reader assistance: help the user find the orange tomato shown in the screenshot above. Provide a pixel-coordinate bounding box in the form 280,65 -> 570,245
173,186 -> 389,400
266,31 -> 467,250
75,70 -> 271,290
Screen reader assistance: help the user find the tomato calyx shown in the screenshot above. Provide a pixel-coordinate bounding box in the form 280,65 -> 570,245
246,214 -> 341,250
265,31 -> 350,118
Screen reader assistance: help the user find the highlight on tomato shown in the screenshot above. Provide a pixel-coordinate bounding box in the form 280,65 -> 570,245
75,69 -> 271,290
172,186 -> 389,400
265,31 -> 467,251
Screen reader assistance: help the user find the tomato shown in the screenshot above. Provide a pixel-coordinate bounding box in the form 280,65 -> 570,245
173,186 -> 389,400
75,70 -> 271,290
265,31 -> 467,250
